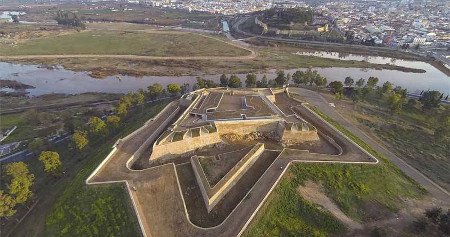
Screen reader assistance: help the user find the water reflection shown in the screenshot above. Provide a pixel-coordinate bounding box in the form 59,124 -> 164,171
0,56 -> 448,96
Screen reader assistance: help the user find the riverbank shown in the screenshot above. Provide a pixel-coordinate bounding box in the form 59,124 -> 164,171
0,48 -> 427,79
246,38 -> 450,77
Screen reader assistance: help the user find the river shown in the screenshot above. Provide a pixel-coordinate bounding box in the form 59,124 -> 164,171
0,51 -> 449,96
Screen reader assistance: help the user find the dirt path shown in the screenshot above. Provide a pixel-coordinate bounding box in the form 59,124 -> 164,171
298,181 -> 363,230
0,53 -> 256,61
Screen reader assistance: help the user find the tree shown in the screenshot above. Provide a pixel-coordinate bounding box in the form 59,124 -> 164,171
120,94 -> 133,107
366,76 -> 379,89
194,77 -> 217,89
4,162 -> 34,205
55,10 -> 85,28
425,207 -> 442,224
147,83 -> 163,100
387,92 -> 404,114
115,101 -> 128,117
106,115 -> 121,129
133,91 -> 145,106
195,77 -> 206,89
393,86 -> 407,98
344,76 -> 354,87
88,117 -> 107,135
304,69 -> 314,85
438,210 -> 450,234
245,73 -> 257,88
314,75 -> 327,88
167,83 -> 181,96
72,130 -> 88,151
361,86 -> 371,101
39,151 -> 61,175
268,79 -> 277,87
356,78 -> 365,88
205,79 -> 218,88
419,91 -> 442,110
28,138 -> 44,153
351,88 -> 362,103
0,190 -> 16,217
274,70 -> 287,86
329,81 -> 344,94
219,74 -> 228,87
256,75 -> 268,88
381,81 -> 393,94
228,75 -> 241,88
292,70 -> 305,85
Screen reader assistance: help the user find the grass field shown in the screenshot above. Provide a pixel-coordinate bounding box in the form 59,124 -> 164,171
335,96 -> 450,191
43,101 -> 170,236
0,30 -> 250,57
243,106 -> 425,237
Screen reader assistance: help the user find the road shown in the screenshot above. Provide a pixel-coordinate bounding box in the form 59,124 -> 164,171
289,87 -> 450,204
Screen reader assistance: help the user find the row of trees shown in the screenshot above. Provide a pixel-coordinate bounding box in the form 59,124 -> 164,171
71,82 -> 189,152
328,76 -> 446,113
55,10 -> 85,28
195,70 -> 327,90
326,76 -> 449,142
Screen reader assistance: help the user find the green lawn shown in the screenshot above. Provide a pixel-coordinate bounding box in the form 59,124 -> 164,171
0,113 -> 38,143
243,106 -> 425,237
0,30 -> 250,57
44,101 -> 170,236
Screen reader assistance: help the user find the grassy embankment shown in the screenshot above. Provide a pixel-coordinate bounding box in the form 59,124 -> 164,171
41,101 -> 170,236
243,105 -> 425,237
343,96 -> 450,191
0,30 -> 250,57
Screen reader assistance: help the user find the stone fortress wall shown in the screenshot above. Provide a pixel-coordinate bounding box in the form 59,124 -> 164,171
214,119 -> 281,136
150,124 -> 221,160
148,87 -> 324,214
191,143 -> 266,212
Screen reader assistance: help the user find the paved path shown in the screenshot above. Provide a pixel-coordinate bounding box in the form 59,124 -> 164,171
289,87 -> 450,204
